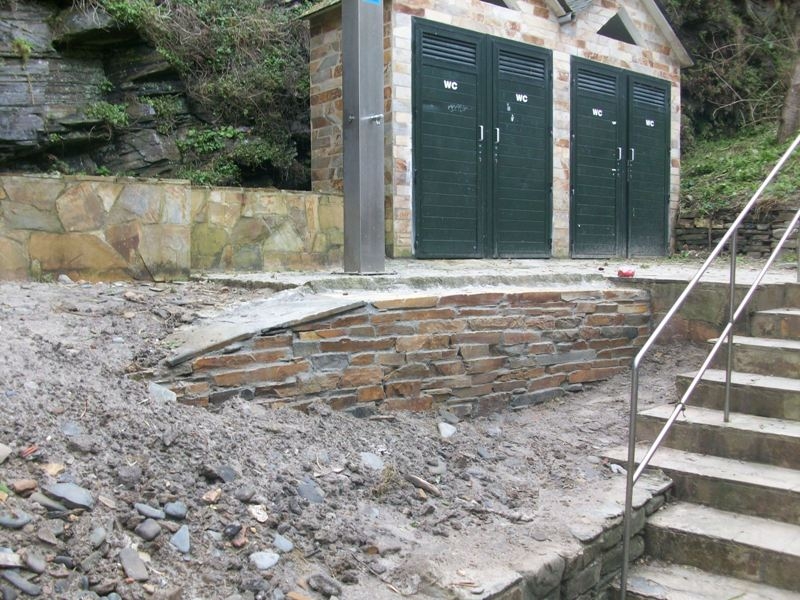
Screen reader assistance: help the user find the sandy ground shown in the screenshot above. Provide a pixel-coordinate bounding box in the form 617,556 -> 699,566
0,279 -> 706,600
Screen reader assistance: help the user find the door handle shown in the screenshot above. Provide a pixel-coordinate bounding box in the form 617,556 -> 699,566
618,147 -> 622,161
495,128 -> 500,144
630,148 -> 635,162
479,125 -> 484,142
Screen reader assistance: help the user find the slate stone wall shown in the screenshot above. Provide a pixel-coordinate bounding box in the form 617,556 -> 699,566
164,289 -> 651,414
0,174 -> 343,281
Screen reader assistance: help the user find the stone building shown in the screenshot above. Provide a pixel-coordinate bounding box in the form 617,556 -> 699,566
304,0 -> 691,259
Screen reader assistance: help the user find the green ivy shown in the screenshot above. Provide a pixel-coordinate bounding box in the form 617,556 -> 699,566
86,101 -> 129,129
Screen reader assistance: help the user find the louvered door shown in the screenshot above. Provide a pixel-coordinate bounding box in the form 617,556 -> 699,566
627,76 -> 670,256
491,42 -> 552,257
413,24 -> 484,258
413,20 -> 553,258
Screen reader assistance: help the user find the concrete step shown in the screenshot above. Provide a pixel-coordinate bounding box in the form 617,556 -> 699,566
751,308 -> 800,340
637,404 -> 800,469
709,336 -> 800,378
676,369 -> 800,420
621,560 -> 800,599
785,283 -> 800,309
645,503 -> 800,591
603,444 -> 800,524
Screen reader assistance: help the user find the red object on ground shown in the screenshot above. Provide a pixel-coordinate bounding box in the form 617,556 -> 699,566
617,268 -> 635,278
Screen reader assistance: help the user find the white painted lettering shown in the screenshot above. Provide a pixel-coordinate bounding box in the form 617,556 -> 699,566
592,108 -> 604,117
515,93 -> 528,103
645,119 -> 655,127
443,80 -> 458,90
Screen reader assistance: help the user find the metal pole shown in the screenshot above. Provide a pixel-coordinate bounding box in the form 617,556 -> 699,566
342,0 -> 386,273
619,365 -> 639,600
725,232 -> 736,422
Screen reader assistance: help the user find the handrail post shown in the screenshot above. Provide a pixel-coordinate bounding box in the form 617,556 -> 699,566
619,364 -> 639,600
725,231 -> 737,423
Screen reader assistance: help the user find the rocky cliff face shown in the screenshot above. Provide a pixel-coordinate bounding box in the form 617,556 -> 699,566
0,0 -> 194,177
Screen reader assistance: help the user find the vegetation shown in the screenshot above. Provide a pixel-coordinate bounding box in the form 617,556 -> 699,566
77,0 -> 310,188
680,125 -> 800,216
86,101 -> 129,132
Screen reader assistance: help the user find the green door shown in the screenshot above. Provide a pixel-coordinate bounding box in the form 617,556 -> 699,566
570,61 -> 623,257
413,24 -> 484,258
627,76 -> 671,256
570,58 -> 671,257
413,20 -> 552,258
491,42 -> 552,257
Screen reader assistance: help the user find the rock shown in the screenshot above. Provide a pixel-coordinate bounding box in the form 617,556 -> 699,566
222,523 -> 241,539
148,382 -> 177,403
36,526 -> 59,546
249,551 -> 279,571
438,422 -> 457,438
10,479 -> 37,496
44,483 -> 94,510
201,489 -> 222,504
118,547 -> 148,582
163,501 -> 187,520
61,421 -> 83,436
234,485 -> 256,503
247,505 -> 269,523
80,550 -> 103,573
89,526 -> 107,549
135,519 -> 161,541
307,574 -> 342,597
53,555 -> 75,569
0,551 -> 23,568
273,534 -> 294,553
134,503 -> 165,520
29,492 -> 68,513
297,478 -> 325,504
170,525 -> 190,554
0,443 -> 11,464
22,550 -> 45,574
115,465 -> 142,488
202,464 -> 238,483
0,509 -> 33,529
359,452 -> 384,471
1,569 -> 42,597
57,274 -> 74,285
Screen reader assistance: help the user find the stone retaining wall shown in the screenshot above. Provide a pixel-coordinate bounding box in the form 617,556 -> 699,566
0,174 -> 343,281
164,288 -> 651,414
675,208 -> 798,258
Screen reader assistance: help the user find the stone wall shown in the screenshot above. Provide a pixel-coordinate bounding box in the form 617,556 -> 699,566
307,0 -> 687,258
164,288 -> 651,413
675,208 -> 798,258
0,174 -> 343,281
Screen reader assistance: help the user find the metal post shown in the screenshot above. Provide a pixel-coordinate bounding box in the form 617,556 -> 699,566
725,232 -> 736,422
342,0 -> 386,274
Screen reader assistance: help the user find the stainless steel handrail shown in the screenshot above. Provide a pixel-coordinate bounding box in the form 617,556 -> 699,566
619,132 -> 800,599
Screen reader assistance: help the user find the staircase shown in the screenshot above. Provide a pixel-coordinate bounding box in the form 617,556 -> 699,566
606,282 -> 800,598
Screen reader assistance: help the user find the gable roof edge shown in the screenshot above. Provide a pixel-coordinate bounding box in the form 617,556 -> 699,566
640,0 -> 693,67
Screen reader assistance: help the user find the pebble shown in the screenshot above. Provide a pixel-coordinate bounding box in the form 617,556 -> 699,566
164,501 -> 188,520
249,551 -> 279,571
24,550 -> 46,573
0,509 -> 33,530
53,555 -> 75,569
29,492 -> 67,513
80,550 -> 103,573
307,574 -> 342,597
202,489 -> 222,504
0,443 -> 11,464
89,526 -> 107,549
273,534 -> 294,553
438,422 -> 457,438
36,526 -> 59,546
118,547 -> 148,581
359,452 -> 384,471
148,382 -> 177,403
57,274 -> 74,284
44,483 -> 94,510
202,464 -> 238,483
170,525 -> 190,554
0,551 -> 23,568
134,503 -> 165,520
296,478 -> 325,504
135,519 -> 161,541
247,505 -> 269,523
116,465 -> 142,488
222,523 -> 242,539
234,485 -> 255,503
10,480 -> 37,496
60,421 -> 83,437
1,569 -> 42,597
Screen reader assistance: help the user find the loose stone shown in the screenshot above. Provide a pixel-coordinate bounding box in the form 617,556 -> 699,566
134,503 -> 165,520
29,492 -> 67,513
222,523 -> 242,539
297,478 -> 325,504
0,551 -> 23,568
1,569 -> 42,597
24,550 -> 46,573
307,573 -> 342,597
247,505 -> 269,523
359,452 -> 384,471
438,422 -> 457,438
118,547 -> 148,581
44,483 -> 94,510
273,534 -> 294,553
0,443 -> 12,464
164,501 -> 187,520
249,551 -> 279,571
0,509 -> 33,530
170,525 -> 190,554
135,519 -> 161,541
89,526 -> 107,549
